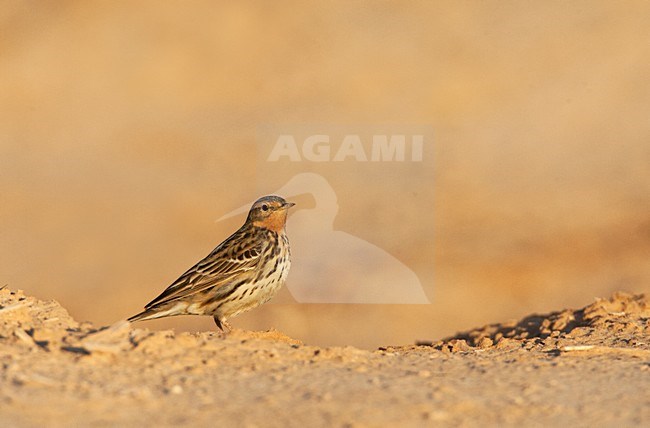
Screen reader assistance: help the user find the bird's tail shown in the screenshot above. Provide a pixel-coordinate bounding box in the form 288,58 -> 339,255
127,308 -> 165,323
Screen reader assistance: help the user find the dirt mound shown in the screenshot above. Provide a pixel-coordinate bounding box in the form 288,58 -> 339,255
420,292 -> 650,354
1,287 -> 648,427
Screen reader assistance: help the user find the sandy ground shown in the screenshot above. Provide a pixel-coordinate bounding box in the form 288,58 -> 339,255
0,287 -> 648,427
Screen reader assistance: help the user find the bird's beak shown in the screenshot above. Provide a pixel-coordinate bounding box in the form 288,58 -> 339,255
283,202 -> 296,209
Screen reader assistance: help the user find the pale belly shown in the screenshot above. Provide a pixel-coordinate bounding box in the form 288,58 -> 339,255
215,254 -> 291,321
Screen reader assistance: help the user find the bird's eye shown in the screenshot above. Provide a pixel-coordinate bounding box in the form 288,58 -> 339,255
261,204 -> 269,212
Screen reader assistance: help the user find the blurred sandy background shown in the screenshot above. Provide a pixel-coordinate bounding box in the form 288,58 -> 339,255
1,1 -> 649,348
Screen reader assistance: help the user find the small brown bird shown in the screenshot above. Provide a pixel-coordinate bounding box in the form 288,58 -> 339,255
128,195 -> 294,331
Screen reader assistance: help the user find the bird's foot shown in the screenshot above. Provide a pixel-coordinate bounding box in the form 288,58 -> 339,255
213,316 -> 233,335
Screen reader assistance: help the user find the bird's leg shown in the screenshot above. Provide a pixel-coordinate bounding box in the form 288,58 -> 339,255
213,316 -> 232,334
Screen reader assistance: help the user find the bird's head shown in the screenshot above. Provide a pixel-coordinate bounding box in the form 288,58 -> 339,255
246,195 -> 295,232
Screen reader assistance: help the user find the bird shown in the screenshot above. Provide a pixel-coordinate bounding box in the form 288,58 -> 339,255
128,195 -> 295,332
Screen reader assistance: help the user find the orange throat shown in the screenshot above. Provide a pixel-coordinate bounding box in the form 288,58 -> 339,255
253,210 -> 288,232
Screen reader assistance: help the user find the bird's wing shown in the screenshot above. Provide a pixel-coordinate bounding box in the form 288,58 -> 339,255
143,228 -> 264,309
